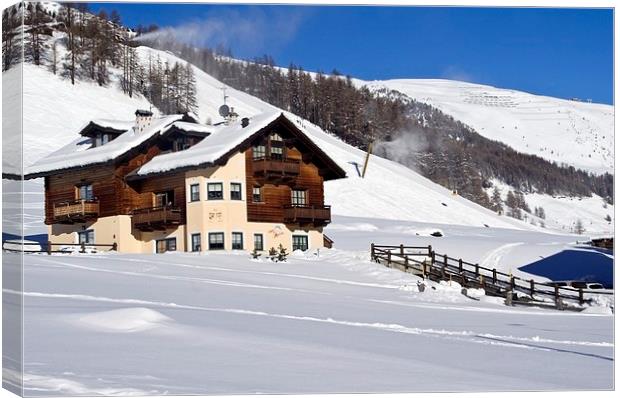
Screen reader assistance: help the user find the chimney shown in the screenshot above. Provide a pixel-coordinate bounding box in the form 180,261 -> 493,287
134,109 -> 153,133
241,117 -> 250,128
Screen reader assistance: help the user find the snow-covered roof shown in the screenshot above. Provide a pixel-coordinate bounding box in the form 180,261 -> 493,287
168,121 -> 212,135
27,115 -> 185,177
131,112 -> 283,177
78,119 -> 135,136
25,111 -> 345,181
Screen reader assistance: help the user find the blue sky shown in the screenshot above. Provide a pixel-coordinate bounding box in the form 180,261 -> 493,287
89,3 -> 614,104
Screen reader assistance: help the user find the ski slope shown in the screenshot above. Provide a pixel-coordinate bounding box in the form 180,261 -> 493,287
364,79 -> 614,174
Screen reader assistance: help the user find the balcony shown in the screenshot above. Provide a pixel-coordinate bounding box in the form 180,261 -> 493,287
53,199 -> 100,224
253,158 -> 300,181
283,205 -> 331,226
131,206 -> 182,231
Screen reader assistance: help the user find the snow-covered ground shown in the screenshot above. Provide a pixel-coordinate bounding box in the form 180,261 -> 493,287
364,79 -> 614,174
486,180 -> 614,235
4,219 -> 614,395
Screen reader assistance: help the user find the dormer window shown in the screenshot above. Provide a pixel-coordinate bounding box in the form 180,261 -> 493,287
93,133 -> 112,148
173,136 -> 191,152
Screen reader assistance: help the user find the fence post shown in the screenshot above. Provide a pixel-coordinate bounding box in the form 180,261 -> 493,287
427,245 -> 432,256
443,254 -> 448,266
493,269 -> 497,284
399,244 -> 404,256
422,261 -> 427,279
475,263 -> 479,278
458,258 -> 463,273
80,242 -> 86,253
47,241 -> 52,255
431,251 -> 436,265
404,255 -> 409,270
371,243 -> 375,261
387,250 -> 391,266
579,288 -> 584,305
554,285 -> 560,309
511,276 -> 515,289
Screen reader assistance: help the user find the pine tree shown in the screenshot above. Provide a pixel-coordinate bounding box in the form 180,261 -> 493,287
491,187 -> 503,213
183,62 -> 198,113
61,3 -> 78,84
50,38 -> 58,74
2,5 -> 21,71
25,2 -> 49,66
574,219 -> 585,235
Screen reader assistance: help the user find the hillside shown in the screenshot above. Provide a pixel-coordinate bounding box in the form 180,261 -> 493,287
366,79 -> 613,174
11,45 -> 539,233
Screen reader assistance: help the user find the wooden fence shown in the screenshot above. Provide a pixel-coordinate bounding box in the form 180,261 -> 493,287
371,244 -> 613,308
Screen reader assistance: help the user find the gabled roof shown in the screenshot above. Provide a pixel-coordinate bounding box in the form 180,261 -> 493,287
127,112 -> 347,181
135,109 -> 153,117
25,114 -> 211,178
78,119 -> 134,137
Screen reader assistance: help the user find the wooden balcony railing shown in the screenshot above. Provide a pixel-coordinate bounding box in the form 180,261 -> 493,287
53,199 -> 100,223
131,206 -> 182,231
283,205 -> 331,225
253,158 -> 301,179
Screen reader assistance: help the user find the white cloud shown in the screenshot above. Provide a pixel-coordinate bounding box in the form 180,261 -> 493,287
134,7 -> 308,57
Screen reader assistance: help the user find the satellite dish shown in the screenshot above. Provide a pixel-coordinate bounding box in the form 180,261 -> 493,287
219,104 -> 230,117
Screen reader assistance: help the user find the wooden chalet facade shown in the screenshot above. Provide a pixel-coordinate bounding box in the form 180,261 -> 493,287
27,110 -> 346,254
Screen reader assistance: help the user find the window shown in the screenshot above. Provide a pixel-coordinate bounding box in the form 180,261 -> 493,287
230,183 -> 242,200
191,233 -> 201,252
190,184 -> 200,202
207,183 -> 223,200
291,189 -> 307,206
93,133 -> 111,147
270,146 -> 283,160
209,233 -> 225,250
252,187 -> 262,203
156,238 -> 177,253
254,234 -> 264,251
155,190 -> 174,207
77,184 -> 94,200
270,132 -> 283,142
253,145 -> 266,159
173,137 -> 191,152
78,230 -> 94,244
292,235 -> 308,252
232,232 -> 243,250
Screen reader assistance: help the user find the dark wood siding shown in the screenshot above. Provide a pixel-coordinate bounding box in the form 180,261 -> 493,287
45,143 -> 186,225
245,136 -> 325,224
44,164 -> 120,224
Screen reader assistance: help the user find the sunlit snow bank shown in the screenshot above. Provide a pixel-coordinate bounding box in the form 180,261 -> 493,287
70,307 -> 173,333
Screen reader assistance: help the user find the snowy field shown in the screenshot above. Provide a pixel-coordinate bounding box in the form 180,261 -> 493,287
2,216 -> 614,395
